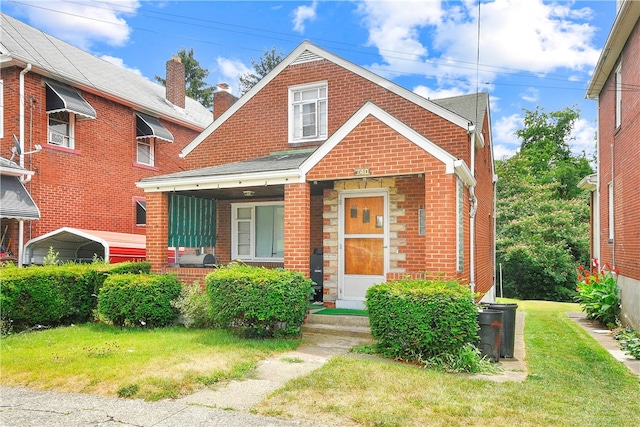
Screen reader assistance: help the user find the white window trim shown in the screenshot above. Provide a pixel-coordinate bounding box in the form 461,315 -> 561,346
48,111 -> 75,149
608,181 -> 614,241
615,62 -> 622,128
136,138 -> 155,167
231,201 -> 285,262
288,81 -> 327,144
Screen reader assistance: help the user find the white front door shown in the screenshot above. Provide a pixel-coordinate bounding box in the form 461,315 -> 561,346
338,191 -> 388,309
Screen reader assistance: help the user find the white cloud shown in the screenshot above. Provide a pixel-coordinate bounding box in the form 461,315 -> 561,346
18,0 -> 140,49
100,55 -> 142,76
521,88 -> 539,103
493,113 -> 522,159
214,57 -> 251,96
357,0 -> 601,93
292,1 -> 318,33
569,117 -> 597,158
413,85 -> 466,101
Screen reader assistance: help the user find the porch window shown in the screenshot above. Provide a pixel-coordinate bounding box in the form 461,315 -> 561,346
289,82 -> 327,143
232,202 -> 284,261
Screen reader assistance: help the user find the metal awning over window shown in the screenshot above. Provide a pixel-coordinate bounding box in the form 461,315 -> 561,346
45,82 -> 96,120
136,112 -> 174,142
0,175 -> 40,220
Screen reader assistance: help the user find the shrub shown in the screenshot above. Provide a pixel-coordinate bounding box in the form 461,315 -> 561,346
615,328 -> 640,360
97,273 -> 181,327
172,281 -> 215,328
206,263 -> 313,338
366,279 -> 478,361
575,260 -> 620,327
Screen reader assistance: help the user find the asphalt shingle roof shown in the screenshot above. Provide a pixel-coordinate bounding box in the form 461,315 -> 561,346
0,13 -> 212,129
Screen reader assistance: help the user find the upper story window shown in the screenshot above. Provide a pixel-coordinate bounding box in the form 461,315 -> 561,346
48,111 -> 74,148
289,82 -> 327,143
137,138 -> 155,166
615,62 -> 622,129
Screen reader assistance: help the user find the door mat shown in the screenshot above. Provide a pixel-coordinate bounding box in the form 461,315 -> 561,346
312,308 -> 368,316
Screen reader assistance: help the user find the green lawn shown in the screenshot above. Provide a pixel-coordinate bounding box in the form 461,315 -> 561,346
0,324 -> 299,401
253,300 -> 640,426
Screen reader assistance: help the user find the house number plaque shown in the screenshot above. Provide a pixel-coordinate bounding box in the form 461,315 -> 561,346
354,168 -> 370,176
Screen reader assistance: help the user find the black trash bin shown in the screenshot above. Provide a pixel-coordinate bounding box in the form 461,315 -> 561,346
487,303 -> 518,358
477,309 -> 502,363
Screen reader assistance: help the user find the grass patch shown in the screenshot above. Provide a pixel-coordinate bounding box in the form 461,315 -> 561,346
312,308 -> 368,316
0,323 -> 299,401
254,300 -> 640,426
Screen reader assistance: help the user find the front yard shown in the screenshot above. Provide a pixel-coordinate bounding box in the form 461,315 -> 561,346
1,300 -> 638,426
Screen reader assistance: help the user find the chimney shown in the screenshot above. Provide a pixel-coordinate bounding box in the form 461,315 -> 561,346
166,56 -> 185,108
213,83 -> 238,120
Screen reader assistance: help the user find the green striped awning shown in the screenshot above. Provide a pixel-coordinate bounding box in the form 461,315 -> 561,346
168,194 -> 216,247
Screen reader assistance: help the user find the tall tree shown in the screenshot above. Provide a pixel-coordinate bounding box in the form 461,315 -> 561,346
238,47 -> 284,96
496,106 -> 594,301
155,48 -> 213,109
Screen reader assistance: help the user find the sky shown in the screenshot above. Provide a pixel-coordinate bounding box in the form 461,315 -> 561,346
3,0 -> 620,160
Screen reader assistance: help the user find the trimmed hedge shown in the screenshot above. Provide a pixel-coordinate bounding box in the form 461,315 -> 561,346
206,264 -> 313,338
366,279 -> 478,361
97,273 -> 181,327
0,262 -> 151,331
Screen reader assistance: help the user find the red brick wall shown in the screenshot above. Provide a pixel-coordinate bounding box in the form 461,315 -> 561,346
0,70 -> 203,249
597,18 -> 640,279
185,59 -> 470,170
284,183 -> 311,276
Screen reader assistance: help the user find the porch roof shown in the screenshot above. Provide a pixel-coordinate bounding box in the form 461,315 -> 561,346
137,150 -> 314,192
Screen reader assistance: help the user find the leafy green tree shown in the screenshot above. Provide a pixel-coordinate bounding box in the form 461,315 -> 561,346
155,48 -> 213,108
238,47 -> 284,95
496,106 -> 594,301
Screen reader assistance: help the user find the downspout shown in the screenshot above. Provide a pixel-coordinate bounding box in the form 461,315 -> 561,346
468,125 -> 477,298
18,64 -> 32,267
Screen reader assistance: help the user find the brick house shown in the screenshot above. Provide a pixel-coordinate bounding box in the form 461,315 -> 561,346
138,41 -> 496,309
0,13 -> 212,265
582,1 -> 640,329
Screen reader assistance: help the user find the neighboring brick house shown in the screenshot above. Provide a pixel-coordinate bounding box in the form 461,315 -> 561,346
582,1 -> 640,329
138,41 -> 496,309
0,13 -> 212,265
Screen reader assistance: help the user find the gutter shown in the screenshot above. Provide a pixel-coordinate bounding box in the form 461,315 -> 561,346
468,126 -> 477,297
18,63 -> 32,267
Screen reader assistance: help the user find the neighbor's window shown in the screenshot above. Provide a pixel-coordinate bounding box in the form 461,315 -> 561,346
608,182 -> 614,241
48,111 -> 74,148
232,202 -> 284,261
456,178 -> 464,272
289,82 -> 327,143
615,62 -> 622,129
135,198 -> 146,226
137,138 -> 154,166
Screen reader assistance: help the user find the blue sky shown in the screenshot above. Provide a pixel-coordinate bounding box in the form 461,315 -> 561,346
3,0 -> 618,160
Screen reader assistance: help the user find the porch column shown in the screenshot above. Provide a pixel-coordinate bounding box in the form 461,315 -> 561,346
424,171 -> 458,277
284,182 -> 311,276
146,192 -> 169,273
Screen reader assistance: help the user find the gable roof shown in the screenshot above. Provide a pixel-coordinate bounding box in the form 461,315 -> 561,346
180,40 -> 479,157
0,13 -> 212,130
586,1 -> 640,99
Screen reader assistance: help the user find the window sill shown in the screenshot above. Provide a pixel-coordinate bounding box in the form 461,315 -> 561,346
46,144 -> 81,155
133,163 -> 159,172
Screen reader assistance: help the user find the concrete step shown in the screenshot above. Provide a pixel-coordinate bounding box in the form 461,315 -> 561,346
305,313 -> 370,327
301,322 -> 373,340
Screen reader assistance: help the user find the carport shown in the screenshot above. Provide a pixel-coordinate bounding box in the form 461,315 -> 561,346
23,228 -> 146,265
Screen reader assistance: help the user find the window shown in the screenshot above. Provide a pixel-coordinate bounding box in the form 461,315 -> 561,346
232,202 -> 284,261
48,111 -> 74,148
135,198 -> 146,226
137,138 -> 154,166
615,62 -> 622,128
608,182 -> 614,241
456,178 -> 464,272
290,83 -> 327,142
